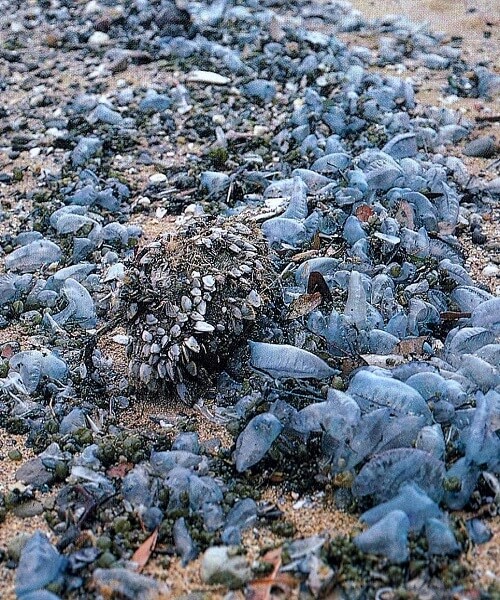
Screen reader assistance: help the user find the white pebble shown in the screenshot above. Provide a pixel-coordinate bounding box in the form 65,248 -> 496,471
88,31 -> 110,47
85,0 -> 102,13
187,70 -> 230,85
149,173 -> 167,184
194,321 -> 215,333
253,125 -> 268,137
482,264 -> 499,277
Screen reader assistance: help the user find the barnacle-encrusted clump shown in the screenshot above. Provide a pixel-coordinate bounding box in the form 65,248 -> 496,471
120,215 -> 278,402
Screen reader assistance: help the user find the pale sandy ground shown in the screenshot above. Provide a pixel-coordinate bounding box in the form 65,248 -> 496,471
0,0 -> 499,598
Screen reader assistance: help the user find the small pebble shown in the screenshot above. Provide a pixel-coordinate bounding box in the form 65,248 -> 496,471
7,533 -> 31,561
13,500 -> 44,519
8,449 -> 22,461
482,264 -> 499,277
253,125 -> 268,137
463,136 -> 496,158
187,71 -> 230,85
472,229 -> 487,245
149,173 -> 167,184
88,31 -> 110,47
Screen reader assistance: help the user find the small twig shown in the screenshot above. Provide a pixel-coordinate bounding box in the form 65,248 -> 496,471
94,316 -> 122,338
440,311 -> 471,320
225,180 -> 234,205
475,115 -> 500,123
193,401 -> 229,424
486,157 -> 500,171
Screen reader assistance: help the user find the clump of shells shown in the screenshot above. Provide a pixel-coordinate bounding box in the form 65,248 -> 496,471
120,215 -> 278,402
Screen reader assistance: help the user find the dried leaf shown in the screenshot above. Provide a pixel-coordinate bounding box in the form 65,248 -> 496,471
476,115 -> 500,123
106,462 -> 134,478
291,250 -> 318,262
131,528 -> 159,573
440,311 -> 471,320
360,353 -> 406,368
286,292 -> 322,320
247,548 -> 296,600
395,336 -> 428,356
340,355 -> 368,377
311,233 -> 321,250
355,204 -> 374,222
307,271 -> 333,302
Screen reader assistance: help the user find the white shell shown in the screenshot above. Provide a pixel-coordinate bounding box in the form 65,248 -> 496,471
187,70 -> 230,85
247,290 -> 262,307
197,300 -> 207,315
157,361 -> 167,378
185,336 -> 201,352
168,344 -> 181,359
139,362 -> 152,382
202,275 -> 216,289
170,324 -> 181,337
181,295 -> 193,311
230,267 -> 243,278
194,321 -> 215,333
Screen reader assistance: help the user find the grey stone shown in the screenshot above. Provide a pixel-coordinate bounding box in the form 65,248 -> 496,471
15,458 -> 55,488
13,500 -> 44,518
7,532 -> 31,561
463,136 -> 496,158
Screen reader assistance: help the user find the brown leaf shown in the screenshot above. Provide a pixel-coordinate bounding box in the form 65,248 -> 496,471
440,311 -> 471,320
355,204 -> 374,222
247,548 -> 296,600
311,233 -> 321,250
131,528 -> 159,573
286,292 -> 322,320
395,336 -> 428,357
106,462 -> 134,479
340,355 -> 369,377
307,271 -> 333,302
291,250 -> 318,263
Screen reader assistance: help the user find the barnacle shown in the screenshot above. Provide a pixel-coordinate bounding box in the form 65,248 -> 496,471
119,214 -> 279,402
